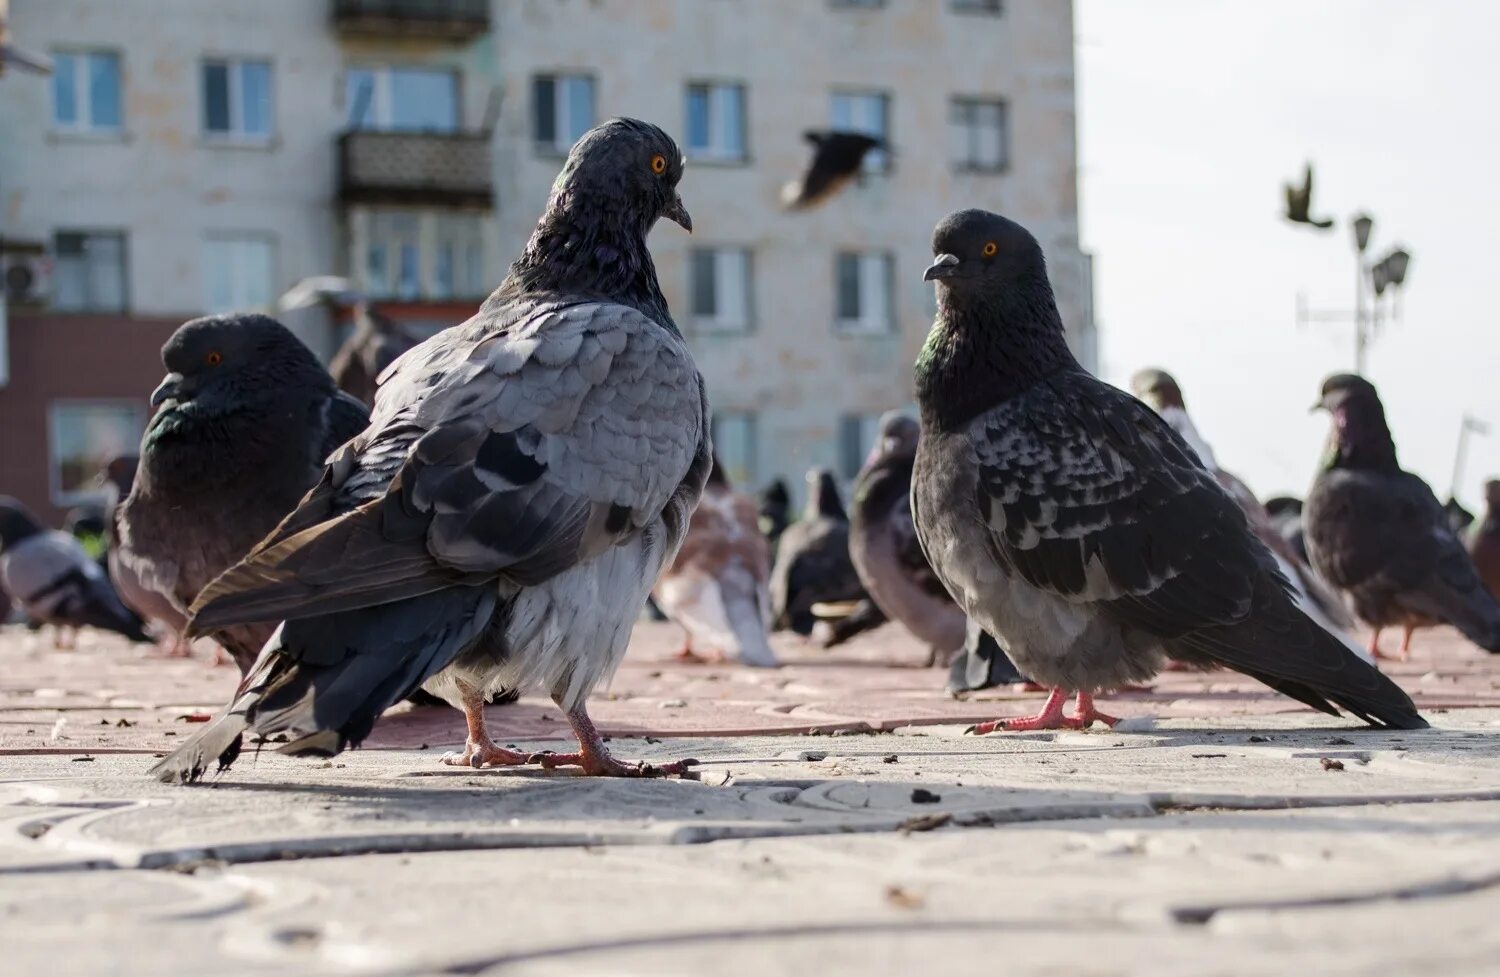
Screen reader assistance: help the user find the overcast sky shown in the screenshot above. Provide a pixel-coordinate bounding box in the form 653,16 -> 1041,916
1075,0 -> 1499,510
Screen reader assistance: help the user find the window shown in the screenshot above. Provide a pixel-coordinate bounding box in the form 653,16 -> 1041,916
712,411 -> 758,489
48,402 -> 145,506
360,210 -> 487,301
685,83 -> 746,162
835,251 -> 893,334
202,59 -> 272,141
202,234 -> 275,314
345,67 -> 457,132
830,91 -> 889,172
831,0 -> 886,7
52,231 -> 128,312
839,414 -> 884,480
689,248 -> 751,333
533,74 -> 595,153
51,50 -> 122,134
951,0 -> 1003,12
949,97 -> 1008,172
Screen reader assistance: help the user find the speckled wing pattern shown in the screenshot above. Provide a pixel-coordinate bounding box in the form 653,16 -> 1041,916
191,295 -> 706,629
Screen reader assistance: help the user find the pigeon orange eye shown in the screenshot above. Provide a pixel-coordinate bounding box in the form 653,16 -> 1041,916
206,351 -> 223,366
982,242 -> 998,257
650,154 -> 668,175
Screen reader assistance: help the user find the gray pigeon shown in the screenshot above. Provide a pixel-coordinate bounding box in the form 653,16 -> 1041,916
280,276 -> 423,408
116,314 -> 370,673
101,455 -> 189,653
911,209 -> 1426,731
770,468 -> 867,636
0,496 -> 148,645
152,118 -> 708,783
1306,374 -> 1500,660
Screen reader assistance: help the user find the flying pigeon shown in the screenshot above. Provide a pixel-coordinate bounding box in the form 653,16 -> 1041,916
100,455 -> 189,655
769,468 -> 867,636
0,496 -> 148,647
781,130 -> 884,211
116,314 -> 370,673
152,118 -> 708,783
1283,162 -> 1334,230
1130,367 -> 1370,664
280,276 -> 423,408
911,209 -> 1426,732
652,457 -> 778,667
1469,480 -> 1500,601
1306,374 -> 1500,660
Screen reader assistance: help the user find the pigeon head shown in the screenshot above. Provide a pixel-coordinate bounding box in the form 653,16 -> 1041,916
0,497 -> 43,550
98,455 -> 139,497
804,468 -> 846,522
1313,374 -> 1398,471
923,209 -> 1047,292
552,118 -> 691,233
1129,368 -> 1187,412
150,314 -> 332,416
866,411 -> 920,469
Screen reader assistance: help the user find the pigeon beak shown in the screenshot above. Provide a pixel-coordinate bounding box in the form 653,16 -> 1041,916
663,194 -> 693,233
923,253 -> 960,282
150,373 -> 185,408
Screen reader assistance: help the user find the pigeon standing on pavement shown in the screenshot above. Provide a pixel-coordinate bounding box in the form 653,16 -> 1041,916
781,131 -> 884,211
0,496 -> 148,646
653,457 -> 778,667
1130,367 -> 1370,664
116,314 -> 370,673
911,209 -> 1425,731
1305,374 -> 1500,659
1469,480 -> 1500,601
153,118 -> 708,783
769,468 -> 867,636
101,455 -> 190,655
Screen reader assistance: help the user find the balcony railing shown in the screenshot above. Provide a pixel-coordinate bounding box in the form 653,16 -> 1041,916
332,0 -> 490,40
338,131 -> 493,208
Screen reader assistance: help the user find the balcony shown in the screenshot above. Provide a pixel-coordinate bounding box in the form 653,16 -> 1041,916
338,131 -> 493,208
332,0 -> 490,41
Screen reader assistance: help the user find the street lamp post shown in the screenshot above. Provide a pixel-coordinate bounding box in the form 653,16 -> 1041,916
1293,208 -> 1411,377
1352,213 -> 1373,375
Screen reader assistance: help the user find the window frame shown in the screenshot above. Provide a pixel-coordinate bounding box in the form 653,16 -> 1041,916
532,72 -> 597,155
201,232 -> 277,314
711,410 -> 759,489
684,80 -> 748,164
355,208 -> 489,303
949,96 -> 1010,174
689,246 -> 754,335
344,65 -> 461,134
51,229 -> 129,313
50,49 -> 123,136
833,250 -> 895,336
47,399 -> 147,507
201,57 -> 274,144
950,0 -> 1004,14
829,89 -> 891,174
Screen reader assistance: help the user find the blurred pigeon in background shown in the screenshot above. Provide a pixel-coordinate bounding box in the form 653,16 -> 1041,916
1263,495 -> 1309,564
1444,496 -> 1476,535
757,477 -> 792,551
912,209 -> 1425,732
280,276 -> 422,407
1307,374 -> 1500,659
1283,162 -> 1334,229
0,496 -> 148,647
770,468 -> 867,636
100,455 -> 190,656
653,456 -> 778,667
153,118 -> 708,783
781,130 -> 884,211
1469,479 -> 1500,601
117,314 -> 369,672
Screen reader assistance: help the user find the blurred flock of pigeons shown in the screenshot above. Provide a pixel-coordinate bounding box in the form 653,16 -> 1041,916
2,119 -> 1498,779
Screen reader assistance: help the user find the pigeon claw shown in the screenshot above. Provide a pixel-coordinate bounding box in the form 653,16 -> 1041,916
530,750 -> 699,778
440,741 -> 532,769
968,690 -> 1119,734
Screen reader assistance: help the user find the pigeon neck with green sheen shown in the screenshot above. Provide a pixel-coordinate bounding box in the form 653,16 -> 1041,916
1322,400 -> 1400,473
499,193 -> 675,331
915,272 -> 1078,432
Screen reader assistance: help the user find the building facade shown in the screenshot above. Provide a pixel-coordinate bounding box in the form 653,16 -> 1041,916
0,0 -> 1092,523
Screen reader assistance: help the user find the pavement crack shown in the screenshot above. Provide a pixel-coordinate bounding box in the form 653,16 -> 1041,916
1171,868 -> 1500,924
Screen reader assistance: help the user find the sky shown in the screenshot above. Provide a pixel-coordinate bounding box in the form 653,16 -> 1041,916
1074,0 -> 1500,510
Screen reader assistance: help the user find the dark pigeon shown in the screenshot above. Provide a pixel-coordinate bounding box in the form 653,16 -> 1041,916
153,118 -> 708,784
1283,162 -> 1334,230
1263,495 -> 1309,564
781,130 -> 884,211
770,468 -> 867,636
1305,374 -> 1500,660
911,209 -> 1426,732
1444,496 -> 1476,535
0,496 -> 148,645
101,454 -> 188,653
758,478 -> 792,551
280,276 -> 423,408
1469,479 -> 1500,601
116,314 -> 370,673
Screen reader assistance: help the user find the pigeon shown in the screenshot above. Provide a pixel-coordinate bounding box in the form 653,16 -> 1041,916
758,478 -> 792,550
911,209 -> 1426,731
0,496 -> 148,646
1263,495 -> 1309,564
1130,367 -> 1370,664
1306,374 -> 1500,660
281,276 -> 423,408
652,456 -> 778,667
1469,480 -> 1500,601
1444,496 -> 1476,535
100,455 -> 190,655
63,506 -> 108,561
152,118 -> 708,783
781,131 -> 884,211
116,314 -> 370,673
770,468 -> 867,636
1283,162 -> 1334,230
848,411 -> 966,663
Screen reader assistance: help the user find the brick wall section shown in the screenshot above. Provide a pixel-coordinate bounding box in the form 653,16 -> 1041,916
0,314 -> 182,526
